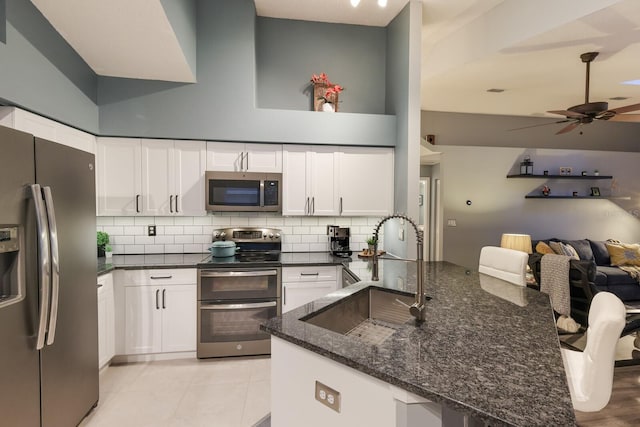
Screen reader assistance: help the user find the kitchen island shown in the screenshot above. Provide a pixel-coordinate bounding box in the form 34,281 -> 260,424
261,260 -> 575,427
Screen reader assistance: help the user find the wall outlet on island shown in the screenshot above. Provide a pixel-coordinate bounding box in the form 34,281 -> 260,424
148,225 -> 156,236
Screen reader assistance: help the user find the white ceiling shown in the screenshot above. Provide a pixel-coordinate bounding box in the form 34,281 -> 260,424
30,0 -> 640,119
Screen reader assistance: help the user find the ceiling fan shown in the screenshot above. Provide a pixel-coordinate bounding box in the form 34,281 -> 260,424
517,52 -> 640,135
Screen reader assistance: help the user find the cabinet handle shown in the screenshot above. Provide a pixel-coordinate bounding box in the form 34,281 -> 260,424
339,197 -> 343,215
169,195 -> 174,213
162,289 -> 166,309
300,272 -> 320,276
136,195 -> 141,213
305,197 -> 309,215
175,195 -> 179,213
283,286 -> 286,305
311,197 -> 315,214
155,289 -> 159,310
240,152 -> 244,171
150,275 -> 173,279
245,152 -> 249,171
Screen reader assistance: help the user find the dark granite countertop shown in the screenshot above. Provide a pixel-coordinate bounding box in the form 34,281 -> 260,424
97,251 -> 373,278
261,260 -> 575,427
97,253 -> 208,276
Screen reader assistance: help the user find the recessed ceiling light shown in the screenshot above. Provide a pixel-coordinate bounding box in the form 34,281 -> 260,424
350,0 -> 360,7
486,88 -> 505,93
621,80 -> 640,86
378,0 -> 388,7
609,96 -> 629,100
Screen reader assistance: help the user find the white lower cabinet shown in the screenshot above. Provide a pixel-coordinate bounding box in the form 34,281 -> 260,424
282,266 -> 341,313
120,269 -> 197,355
97,273 -> 115,369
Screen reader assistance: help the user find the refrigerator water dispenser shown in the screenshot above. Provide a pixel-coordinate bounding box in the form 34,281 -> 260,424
0,226 -> 24,308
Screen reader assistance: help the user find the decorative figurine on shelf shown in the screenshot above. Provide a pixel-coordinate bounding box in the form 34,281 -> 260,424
541,185 -> 551,196
520,155 -> 533,175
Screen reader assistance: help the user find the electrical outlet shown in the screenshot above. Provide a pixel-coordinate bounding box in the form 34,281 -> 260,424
398,228 -> 404,241
447,219 -> 457,227
315,381 -> 341,413
148,225 -> 156,236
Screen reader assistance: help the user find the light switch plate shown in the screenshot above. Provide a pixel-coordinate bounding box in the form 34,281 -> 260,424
315,381 -> 341,413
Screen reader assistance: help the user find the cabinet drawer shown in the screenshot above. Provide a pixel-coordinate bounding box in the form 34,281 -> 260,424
283,266 -> 339,283
120,268 -> 196,286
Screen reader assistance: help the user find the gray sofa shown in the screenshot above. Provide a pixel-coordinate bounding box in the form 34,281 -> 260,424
530,238 -> 640,302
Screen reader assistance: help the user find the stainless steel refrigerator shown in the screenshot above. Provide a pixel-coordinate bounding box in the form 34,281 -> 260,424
0,125 -> 98,426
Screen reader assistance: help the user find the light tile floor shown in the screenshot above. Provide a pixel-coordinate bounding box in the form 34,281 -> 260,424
80,356 -> 271,427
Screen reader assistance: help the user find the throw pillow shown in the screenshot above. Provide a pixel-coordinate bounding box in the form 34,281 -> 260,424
606,242 -> 640,267
562,239 -> 594,261
535,241 -> 555,254
549,241 -> 579,260
588,239 -> 611,265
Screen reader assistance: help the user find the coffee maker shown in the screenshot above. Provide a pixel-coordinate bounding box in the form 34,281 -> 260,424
327,225 -> 352,257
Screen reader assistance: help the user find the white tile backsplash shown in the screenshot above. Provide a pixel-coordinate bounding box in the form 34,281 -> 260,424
97,214 -> 381,255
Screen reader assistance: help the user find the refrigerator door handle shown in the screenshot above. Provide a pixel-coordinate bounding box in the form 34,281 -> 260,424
31,184 -> 51,350
43,186 -> 60,346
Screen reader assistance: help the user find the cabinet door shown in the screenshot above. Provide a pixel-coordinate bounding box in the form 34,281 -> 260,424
97,138 -> 142,215
161,284 -> 197,352
282,282 -> 337,313
141,139 -> 175,215
282,146 -> 309,215
309,148 -> 339,216
206,141 -> 243,171
174,141 -> 206,216
339,147 -> 394,216
124,286 -> 162,354
245,143 -> 282,172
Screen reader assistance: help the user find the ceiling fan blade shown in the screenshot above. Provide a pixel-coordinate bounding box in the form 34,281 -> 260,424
556,121 -> 580,135
547,110 -> 587,119
605,113 -> 640,123
508,119 -> 572,132
608,102 -> 640,114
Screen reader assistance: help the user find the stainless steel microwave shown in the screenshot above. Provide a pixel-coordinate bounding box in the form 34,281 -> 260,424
205,171 -> 282,212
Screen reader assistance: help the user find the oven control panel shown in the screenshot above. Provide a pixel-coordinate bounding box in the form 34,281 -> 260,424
212,227 -> 282,242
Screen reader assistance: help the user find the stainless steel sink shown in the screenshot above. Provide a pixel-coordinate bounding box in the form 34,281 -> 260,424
302,287 -> 415,345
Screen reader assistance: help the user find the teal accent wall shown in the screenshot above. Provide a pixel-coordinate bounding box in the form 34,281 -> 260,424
97,0 -> 396,146
255,17 -> 386,114
160,0 -> 197,79
0,0 -> 98,133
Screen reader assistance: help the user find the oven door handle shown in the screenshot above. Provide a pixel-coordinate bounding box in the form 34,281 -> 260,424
200,301 -> 277,310
199,270 -> 278,278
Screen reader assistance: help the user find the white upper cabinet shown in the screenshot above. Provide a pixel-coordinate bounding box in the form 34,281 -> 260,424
282,145 -> 394,217
0,107 -> 96,154
282,146 -> 339,216
206,141 -> 282,172
97,138 -> 206,216
141,140 -> 175,216
174,141 -> 208,216
338,147 -> 394,216
97,137 -> 143,216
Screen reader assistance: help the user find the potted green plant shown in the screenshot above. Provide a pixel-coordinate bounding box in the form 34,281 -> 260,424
366,236 -> 377,255
97,231 -> 110,258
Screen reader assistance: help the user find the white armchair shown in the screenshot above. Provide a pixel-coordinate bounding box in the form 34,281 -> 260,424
561,291 -> 626,412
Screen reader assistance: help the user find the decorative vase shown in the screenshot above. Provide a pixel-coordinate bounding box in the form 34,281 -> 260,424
322,102 -> 335,112
313,82 -> 339,112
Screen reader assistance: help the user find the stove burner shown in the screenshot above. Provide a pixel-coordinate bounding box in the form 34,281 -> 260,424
201,227 -> 282,268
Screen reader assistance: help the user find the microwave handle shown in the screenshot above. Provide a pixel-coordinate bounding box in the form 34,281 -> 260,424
260,179 -> 265,207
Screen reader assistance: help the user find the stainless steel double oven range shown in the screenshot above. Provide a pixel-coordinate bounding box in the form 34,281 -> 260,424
197,227 -> 281,358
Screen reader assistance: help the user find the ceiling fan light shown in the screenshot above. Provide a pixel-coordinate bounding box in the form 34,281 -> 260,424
350,0 -> 360,7
378,0 -> 388,7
